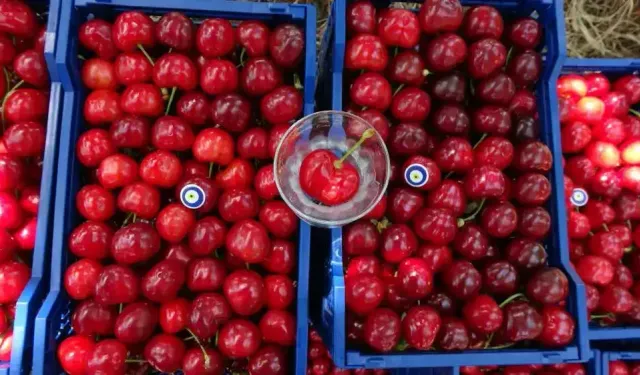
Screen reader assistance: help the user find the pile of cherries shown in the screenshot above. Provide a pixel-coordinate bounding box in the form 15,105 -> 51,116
340,0 -> 575,353
610,361 -> 640,375
307,325 -> 389,375
559,72 -> 640,323
55,10 -> 304,375
0,0 -> 50,361
461,363 -> 587,375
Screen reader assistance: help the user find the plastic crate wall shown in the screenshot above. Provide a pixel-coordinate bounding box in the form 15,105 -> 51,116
31,1 -> 316,374
561,57 -> 640,342
3,0 -> 64,373
599,350 -> 640,375
312,0 -> 590,369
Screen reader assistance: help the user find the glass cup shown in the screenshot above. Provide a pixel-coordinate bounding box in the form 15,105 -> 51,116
274,110 -> 390,227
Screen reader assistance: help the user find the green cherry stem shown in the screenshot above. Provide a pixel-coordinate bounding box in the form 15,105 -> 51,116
208,162 -> 214,178
457,198 -> 486,227
393,83 -> 405,96
630,108 -> 640,118
499,292 -> 526,308
122,212 -> 134,227
186,328 -> 211,368
472,133 -> 488,149
137,44 -> 155,66
294,74 -> 303,90
125,359 -> 146,364
165,87 -> 177,115
334,128 -> 376,169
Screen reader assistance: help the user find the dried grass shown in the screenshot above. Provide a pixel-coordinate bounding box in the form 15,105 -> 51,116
565,0 -> 640,58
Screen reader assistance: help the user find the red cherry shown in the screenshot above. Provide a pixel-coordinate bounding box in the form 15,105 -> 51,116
388,122 -> 430,156
4,89 -> 48,124
397,257 -> 433,299
68,221 -> 113,260
508,50 -> 541,87
196,18 -> 235,58
211,93 -> 252,133
113,11 -> 155,51
121,83 -> 163,117
226,219 -> 271,263
109,115 -> 150,149
76,129 -> 116,168
187,293 -> 231,340
575,255 -> 614,286
114,52 -> 152,85
155,12 -> 193,51
71,300 -> 116,337
237,21 -> 270,57
425,33 -> 467,72
508,18 -> 541,49
363,308 -> 401,352
391,87 -> 431,122
144,334 -> 186,373
193,128 -> 234,165
474,136 -> 514,170
463,294 -> 502,334
561,121 -> 592,153
377,9 -> 420,48
262,239 -> 296,275
269,24 -> 304,68
259,309 -> 295,346
344,34 -> 388,72
176,91 -> 209,126
110,222 -> 161,265
467,38 -> 507,79
153,53 -> 198,90
585,141 -> 621,168
188,216 -> 226,256
259,201 -> 297,239
200,59 -> 239,95
64,258 -> 102,300
139,150 -> 183,188
218,319 -> 262,358
57,336 -> 95,375
0,261 -> 29,303
182,347 -> 224,375
419,0 -> 463,34
75,185 -> 114,222
117,182 -> 161,219
114,301 -> 158,344
81,58 -> 116,91
615,75 -> 640,104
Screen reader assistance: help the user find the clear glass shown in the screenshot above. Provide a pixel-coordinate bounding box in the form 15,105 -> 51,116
274,110 -> 390,228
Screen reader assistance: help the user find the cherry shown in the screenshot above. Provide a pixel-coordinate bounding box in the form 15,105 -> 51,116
474,136 -> 514,170
510,89 -> 537,117
600,285 -> 634,313
361,307 -> 401,352
187,293 -> 231,340
240,57 -> 283,97
391,87 -> 431,122
216,159 -> 255,190
254,166 -> 278,201
350,72 -> 392,111
477,73 -> 516,105
453,224 -> 490,260
419,0 -> 463,34
464,166 -> 506,199
539,306 -> 575,347
188,216 -> 226,256
347,1 -> 376,34
603,91 -> 630,118
388,122 -> 430,155
94,264 -> 139,306
430,71 -> 466,102
259,309 -> 295,346
463,5 -> 503,40
81,58 -> 116,91
413,207 -> 457,245
513,173 -> 551,206
110,222 -> 161,265
397,257 -> 433,299
237,21 -> 270,57
57,336 -> 95,375
386,187 -> 423,223
0,34 -> 15,66
610,362 -> 631,375
218,319 -> 262,359
113,11 -> 155,51
508,18 -> 541,49
99,164 -> 144,201
483,260 -> 519,296
299,149 -> 360,206
86,339 -> 127,374
621,166 -> 640,193
508,50 -> 541,87
467,38 -> 507,79
185,257 -> 226,293
0,261 -> 28,303
0,230 -> 16,264
110,115 -> 150,149
526,267 -> 569,305
472,106 -> 511,135
153,53 -> 198,91
144,334 -> 185,373
200,59 -> 239,95
4,89 -> 48,124
12,50 -> 47,88
584,201 -> 616,228
344,34 -> 388,72
196,20 -> 235,59
162,243 -> 193,265
211,93 -> 252,133
114,301 -> 158,344
377,9 -> 420,48
506,238 -> 547,270
76,129 -> 116,168
248,345 -> 287,375
121,83 -> 164,117
259,201 -> 297,239
518,207 -> 551,239
589,231 -> 623,262
75,184 -> 114,222
158,298 -> 189,334
114,52 -> 152,85
585,141 -> 621,168
621,139 -> 640,164
176,92 -> 209,126
613,264 -> 634,289
462,294 -> 503,334
432,104 -> 470,135
117,182 -> 161,219
218,188 -> 259,223
426,179 -> 466,217
565,155 -> 596,186
343,221 -> 379,257
182,347 -> 223,375
615,75 -> 640,104
155,12 -> 193,51
226,219 -> 271,263
576,255 -> 614,286
438,317 -> 470,351
480,201 -> 517,238
69,221 -> 113,260
269,24 -> 303,68
574,96 -> 605,124
64,259 -> 102,300
425,33 -> 467,72
433,137 -> 474,172
388,50 -> 425,86
503,301 -> 543,342
561,121 -> 592,153
345,273 -> 384,316
261,240 -> 295,276
3,122 -> 45,157
223,269 -> 265,316
142,259 -> 185,302
442,260 -> 481,300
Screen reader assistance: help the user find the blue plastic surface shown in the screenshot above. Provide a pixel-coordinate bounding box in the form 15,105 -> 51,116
3,1 -> 63,374
560,57 -> 640,343
599,350 -> 640,375
32,1 -> 316,374
312,0 -> 589,368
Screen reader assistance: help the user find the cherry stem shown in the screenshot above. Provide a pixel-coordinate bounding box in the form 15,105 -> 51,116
630,108 -> 640,118
590,313 -> 615,320
375,218 -> 390,233
77,54 -> 86,61
132,214 -> 137,223
334,129 -> 376,169
294,74 -> 303,90
602,223 -> 609,232
125,359 -> 146,364
483,333 -> 494,349
487,343 -> 515,350
472,133 -> 487,149
165,87 -> 177,115
469,79 -> 475,96
238,48 -> 246,68
625,246 -> 634,253
1,79 -> 24,127
444,171 -> 454,179
393,84 -> 405,96
118,303 -> 123,314
208,162 -> 214,178
422,69 -> 430,77
458,198 -> 486,227
394,47 -> 399,57
499,292 -> 526,308
627,220 -> 632,229
122,212 -> 134,227
505,47 -> 514,65
137,44 -> 154,66
186,328 -> 211,368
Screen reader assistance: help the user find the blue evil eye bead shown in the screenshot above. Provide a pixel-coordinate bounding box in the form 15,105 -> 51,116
404,163 -> 429,188
180,184 -> 206,209
570,188 -> 589,207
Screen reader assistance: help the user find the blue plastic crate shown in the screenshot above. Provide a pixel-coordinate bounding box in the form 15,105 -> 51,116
598,350 -> 640,375
32,1 -> 315,374
2,1 -> 63,373
312,0 -> 590,368
560,57 -> 640,343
